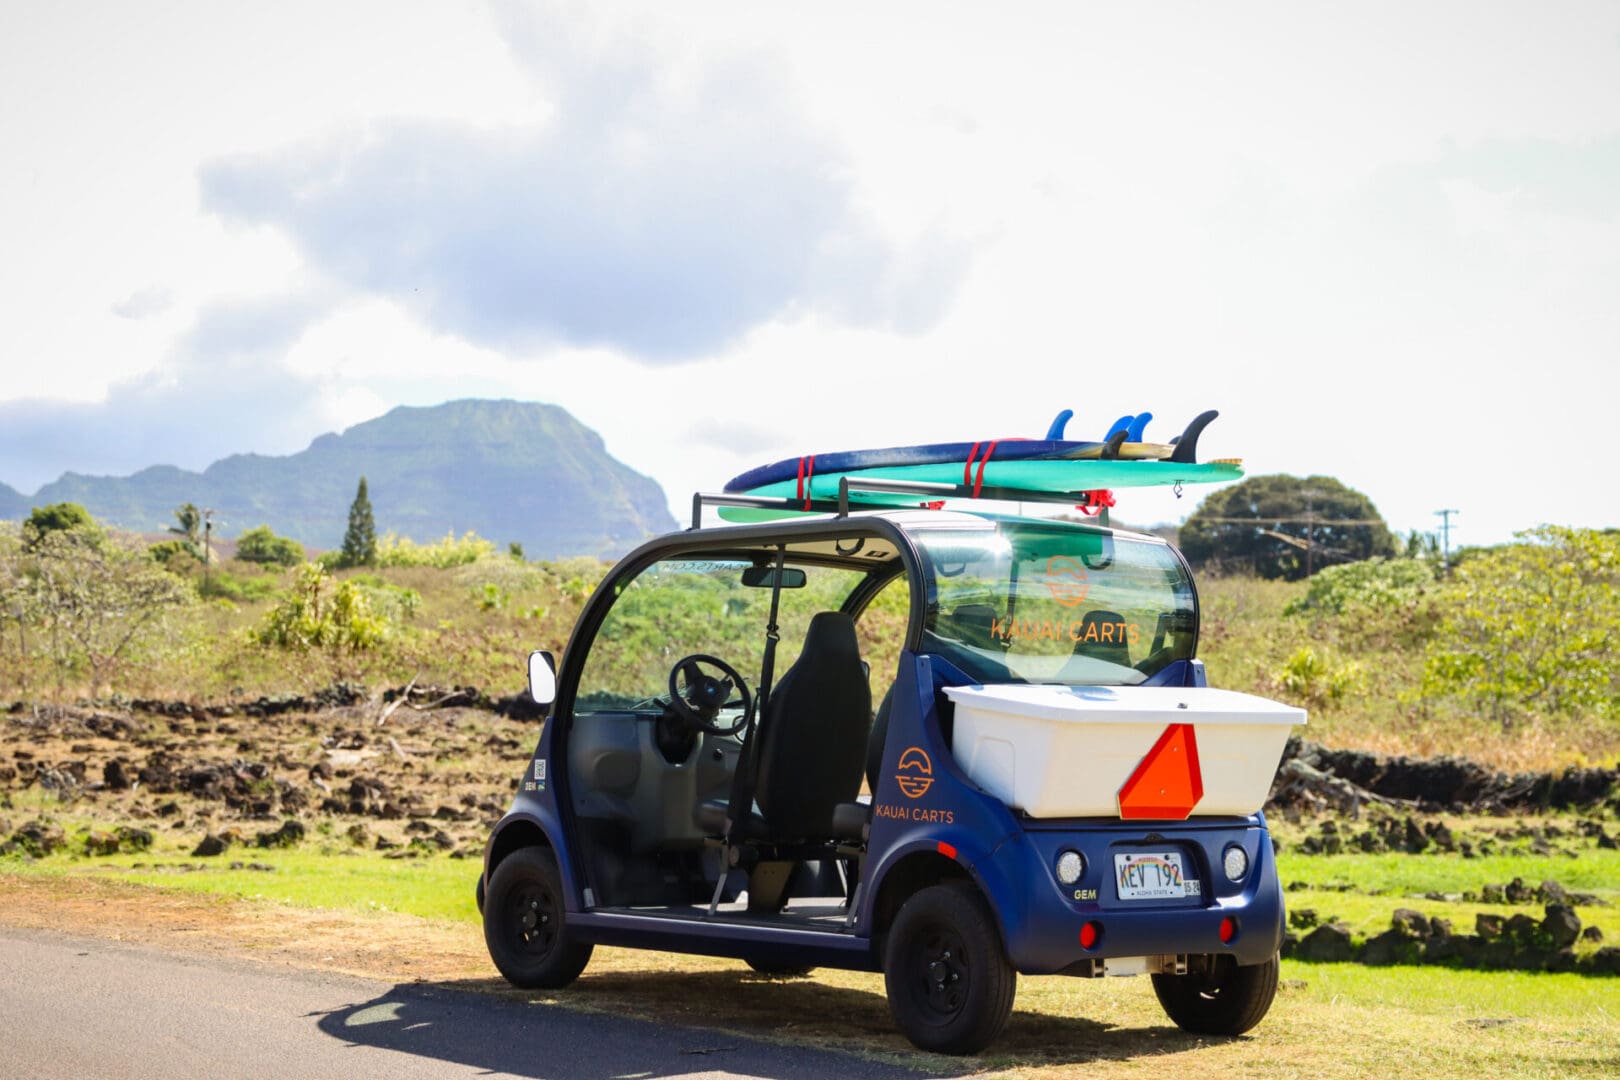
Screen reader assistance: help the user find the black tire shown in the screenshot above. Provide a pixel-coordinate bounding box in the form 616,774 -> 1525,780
883,882 -> 1017,1055
1151,951 -> 1279,1036
744,958 -> 816,977
483,847 -> 593,989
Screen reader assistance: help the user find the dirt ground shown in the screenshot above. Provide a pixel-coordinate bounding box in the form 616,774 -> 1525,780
0,696 -> 531,860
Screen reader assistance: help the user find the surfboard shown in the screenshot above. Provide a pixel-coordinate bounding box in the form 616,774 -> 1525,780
723,410 -> 1218,495
712,410 -> 1237,522
731,457 -> 1243,505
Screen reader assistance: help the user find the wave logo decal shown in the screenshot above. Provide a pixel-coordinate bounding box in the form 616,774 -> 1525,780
895,747 -> 934,799
1043,555 -> 1090,607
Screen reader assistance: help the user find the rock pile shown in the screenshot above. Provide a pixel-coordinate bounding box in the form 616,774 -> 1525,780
1286,903 -> 1620,975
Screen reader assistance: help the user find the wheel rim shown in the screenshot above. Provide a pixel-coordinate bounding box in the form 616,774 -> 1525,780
912,924 -> 970,1020
509,883 -> 559,957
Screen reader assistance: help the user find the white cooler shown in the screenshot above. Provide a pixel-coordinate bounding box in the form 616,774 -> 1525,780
944,684 -> 1306,819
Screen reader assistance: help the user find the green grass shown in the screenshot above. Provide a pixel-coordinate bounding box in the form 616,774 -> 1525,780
1276,848 -> 1620,897
4,847 -> 480,923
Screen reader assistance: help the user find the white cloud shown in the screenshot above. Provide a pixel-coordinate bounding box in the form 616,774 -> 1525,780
2,1 -> 1619,546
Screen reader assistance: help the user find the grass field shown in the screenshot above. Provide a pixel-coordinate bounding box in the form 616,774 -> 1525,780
4,807 -> 1618,1079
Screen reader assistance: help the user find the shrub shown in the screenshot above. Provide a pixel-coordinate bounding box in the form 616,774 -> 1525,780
1421,526 -> 1620,726
149,539 -> 202,569
374,531 -> 497,569
1274,645 -> 1364,710
1285,558 -> 1436,616
252,563 -> 386,652
236,525 -> 305,567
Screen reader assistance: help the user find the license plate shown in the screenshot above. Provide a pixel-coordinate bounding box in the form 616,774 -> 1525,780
1114,851 -> 1200,900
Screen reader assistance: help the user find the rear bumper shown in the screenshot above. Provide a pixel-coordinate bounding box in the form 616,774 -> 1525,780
997,815 -> 1284,972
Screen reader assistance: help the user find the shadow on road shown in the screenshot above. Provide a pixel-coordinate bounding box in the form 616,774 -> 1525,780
314,978 -> 959,1079
314,969 -> 1219,1077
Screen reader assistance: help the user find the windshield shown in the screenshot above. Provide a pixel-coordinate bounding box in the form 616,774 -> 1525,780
573,555 -> 907,712
913,521 -> 1196,686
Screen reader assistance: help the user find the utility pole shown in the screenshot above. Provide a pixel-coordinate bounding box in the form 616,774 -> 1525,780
203,508 -> 215,585
1435,508 -> 1459,575
1302,488 -> 1322,578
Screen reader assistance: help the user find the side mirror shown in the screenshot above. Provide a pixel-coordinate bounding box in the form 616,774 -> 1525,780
527,650 -> 557,707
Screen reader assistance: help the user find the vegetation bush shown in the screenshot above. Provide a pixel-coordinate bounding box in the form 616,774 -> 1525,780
372,531 -> 497,569
235,525 -> 305,567
196,568 -> 282,603
22,502 -> 105,550
1285,558 -> 1437,617
252,563 -> 387,653
148,538 -> 202,569
1421,526 -> 1620,728
0,516 -> 192,696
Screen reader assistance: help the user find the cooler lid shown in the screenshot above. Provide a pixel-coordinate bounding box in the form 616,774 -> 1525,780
942,683 -> 1307,726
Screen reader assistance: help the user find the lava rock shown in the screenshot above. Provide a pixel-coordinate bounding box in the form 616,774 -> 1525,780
1296,923 -> 1356,963
1541,904 -> 1582,948
254,820 -> 305,849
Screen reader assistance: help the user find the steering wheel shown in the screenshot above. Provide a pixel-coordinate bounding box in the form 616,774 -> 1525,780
667,654 -> 754,736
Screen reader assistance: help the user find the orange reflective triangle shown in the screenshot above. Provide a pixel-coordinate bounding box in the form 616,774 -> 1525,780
1117,723 -> 1203,819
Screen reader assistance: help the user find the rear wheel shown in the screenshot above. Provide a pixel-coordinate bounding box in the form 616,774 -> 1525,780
883,882 -> 1016,1054
1151,951 -> 1279,1036
483,848 -> 593,989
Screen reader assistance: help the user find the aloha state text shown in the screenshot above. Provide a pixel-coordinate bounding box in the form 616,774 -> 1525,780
873,803 -> 956,824
990,617 -> 1141,645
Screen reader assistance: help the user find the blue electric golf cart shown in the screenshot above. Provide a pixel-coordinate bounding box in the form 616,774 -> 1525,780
479,479 -> 1296,1054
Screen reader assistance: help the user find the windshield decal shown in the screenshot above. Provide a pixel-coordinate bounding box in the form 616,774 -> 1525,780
1042,555 -> 1090,606
989,616 -> 1141,645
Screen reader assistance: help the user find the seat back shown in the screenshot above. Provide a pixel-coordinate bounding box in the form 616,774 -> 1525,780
753,611 -> 872,838
1071,609 -> 1132,667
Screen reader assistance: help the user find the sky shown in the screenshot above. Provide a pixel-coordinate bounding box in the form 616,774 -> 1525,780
2,1 -> 1617,548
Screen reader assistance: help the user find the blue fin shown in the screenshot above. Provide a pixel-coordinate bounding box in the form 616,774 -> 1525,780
1045,409 -> 1074,441
1125,412 -> 1153,441
1105,414 -> 1135,439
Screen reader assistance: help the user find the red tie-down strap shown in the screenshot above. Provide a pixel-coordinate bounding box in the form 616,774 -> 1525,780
963,438 -> 1031,497
1076,489 -> 1116,516
795,455 -> 817,510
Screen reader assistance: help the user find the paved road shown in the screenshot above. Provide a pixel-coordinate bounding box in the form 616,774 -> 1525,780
0,927 -> 948,1080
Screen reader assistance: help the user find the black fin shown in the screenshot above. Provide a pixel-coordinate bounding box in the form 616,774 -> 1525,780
1168,410 -> 1218,464
1101,429 -> 1129,460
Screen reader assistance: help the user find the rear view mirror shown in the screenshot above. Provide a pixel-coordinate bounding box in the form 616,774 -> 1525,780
742,565 -> 807,589
527,650 -> 557,707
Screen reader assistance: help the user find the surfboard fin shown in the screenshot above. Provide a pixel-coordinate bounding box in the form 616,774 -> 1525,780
1104,414 -> 1135,440
1100,429 -> 1129,460
1045,409 -> 1074,441
1168,410 -> 1219,464
1125,412 -> 1153,442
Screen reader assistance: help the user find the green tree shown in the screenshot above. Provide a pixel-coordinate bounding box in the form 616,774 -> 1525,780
236,524 -> 305,567
22,502 -> 103,551
15,527 -> 192,696
1421,525 -> 1620,726
339,476 -> 377,568
169,503 -> 202,548
1177,474 -> 1396,579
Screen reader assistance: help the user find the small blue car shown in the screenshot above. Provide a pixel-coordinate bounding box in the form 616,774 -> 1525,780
480,495 -> 1293,1053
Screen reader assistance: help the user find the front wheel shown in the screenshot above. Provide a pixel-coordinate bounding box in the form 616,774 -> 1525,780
483,848 -> 593,989
883,882 -> 1016,1054
1151,951 -> 1279,1036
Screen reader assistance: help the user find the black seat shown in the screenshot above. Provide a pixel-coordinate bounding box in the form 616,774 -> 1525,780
698,612 -> 872,841
1071,609 -> 1132,667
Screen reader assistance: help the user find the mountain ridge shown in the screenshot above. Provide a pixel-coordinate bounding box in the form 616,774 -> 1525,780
8,400 -> 677,559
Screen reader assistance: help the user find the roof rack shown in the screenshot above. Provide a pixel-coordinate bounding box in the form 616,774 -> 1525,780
690,477 -> 1111,530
